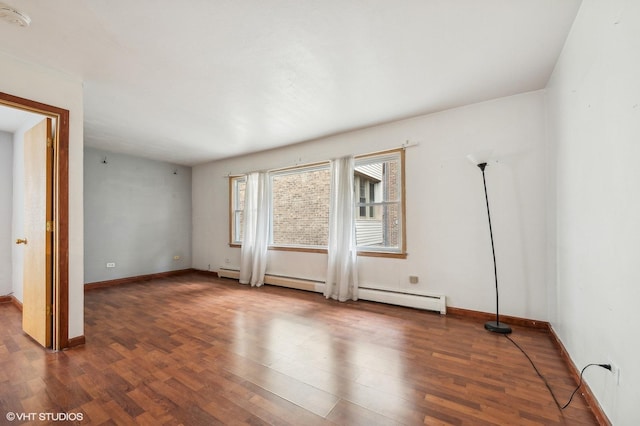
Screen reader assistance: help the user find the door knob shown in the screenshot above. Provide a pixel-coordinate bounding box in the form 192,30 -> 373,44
16,238 -> 27,245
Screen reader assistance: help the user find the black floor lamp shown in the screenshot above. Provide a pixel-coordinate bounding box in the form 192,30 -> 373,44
467,154 -> 512,334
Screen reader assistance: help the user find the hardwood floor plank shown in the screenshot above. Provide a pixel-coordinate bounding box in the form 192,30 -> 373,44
221,354 -> 340,418
102,399 -> 138,425
81,399 -> 113,424
167,402 -> 225,426
0,274 -> 600,425
326,399 -> 398,425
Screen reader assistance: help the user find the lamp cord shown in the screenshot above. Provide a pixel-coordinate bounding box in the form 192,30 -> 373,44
504,334 -> 608,411
504,334 -> 562,409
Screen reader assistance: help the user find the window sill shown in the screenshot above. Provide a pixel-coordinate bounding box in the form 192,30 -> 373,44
357,250 -> 407,259
270,246 -> 328,254
229,243 -> 407,259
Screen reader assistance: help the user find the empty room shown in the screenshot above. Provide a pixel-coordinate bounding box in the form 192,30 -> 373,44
0,0 -> 638,425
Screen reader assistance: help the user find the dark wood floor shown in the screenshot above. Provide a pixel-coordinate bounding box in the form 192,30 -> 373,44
1,273 -> 598,425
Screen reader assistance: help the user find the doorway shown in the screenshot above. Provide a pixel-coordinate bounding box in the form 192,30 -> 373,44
0,92 -> 70,350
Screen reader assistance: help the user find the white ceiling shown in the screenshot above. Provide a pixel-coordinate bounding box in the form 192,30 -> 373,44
0,105 -> 43,133
0,0 -> 582,166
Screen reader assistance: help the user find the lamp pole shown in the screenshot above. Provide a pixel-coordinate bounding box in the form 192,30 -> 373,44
478,162 -> 511,334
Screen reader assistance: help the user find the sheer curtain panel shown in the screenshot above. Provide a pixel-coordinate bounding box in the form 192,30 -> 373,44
324,156 -> 359,301
239,172 -> 270,287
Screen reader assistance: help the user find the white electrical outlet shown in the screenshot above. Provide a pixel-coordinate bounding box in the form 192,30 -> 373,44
409,275 -> 419,284
106,262 -> 116,268
608,359 -> 621,385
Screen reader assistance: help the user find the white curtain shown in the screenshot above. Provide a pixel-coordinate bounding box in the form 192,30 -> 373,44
324,156 -> 359,301
239,172 -> 270,287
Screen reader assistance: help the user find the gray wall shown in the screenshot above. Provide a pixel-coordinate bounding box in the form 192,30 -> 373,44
0,131 -> 12,295
84,148 -> 192,283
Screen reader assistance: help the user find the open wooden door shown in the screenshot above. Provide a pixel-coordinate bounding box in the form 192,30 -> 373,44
19,118 -> 54,347
2,91 -> 70,350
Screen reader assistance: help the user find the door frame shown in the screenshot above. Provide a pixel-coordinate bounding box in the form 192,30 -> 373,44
0,92 -> 69,350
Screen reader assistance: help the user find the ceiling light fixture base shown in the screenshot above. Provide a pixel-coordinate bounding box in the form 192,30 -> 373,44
0,3 -> 31,27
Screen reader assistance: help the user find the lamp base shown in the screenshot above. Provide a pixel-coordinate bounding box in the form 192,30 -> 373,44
485,321 -> 512,334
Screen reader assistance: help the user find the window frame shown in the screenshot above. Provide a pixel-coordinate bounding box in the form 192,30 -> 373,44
228,175 -> 246,247
268,162 -> 331,252
228,149 -> 407,259
354,149 -> 407,258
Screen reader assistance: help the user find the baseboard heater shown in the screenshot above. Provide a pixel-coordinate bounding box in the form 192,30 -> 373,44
217,268 -> 446,314
218,268 -> 323,292
359,287 -> 446,314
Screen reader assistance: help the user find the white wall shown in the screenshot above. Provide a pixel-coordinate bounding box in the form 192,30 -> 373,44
1,52 -> 84,340
194,90 -> 549,320
546,1 -> 640,424
0,131 -> 12,296
84,148 -> 192,283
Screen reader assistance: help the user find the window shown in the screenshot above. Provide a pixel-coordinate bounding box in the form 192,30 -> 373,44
229,176 -> 245,245
270,164 -> 330,248
355,175 -> 379,219
229,149 -> 405,258
354,150 -> 405,256
229,164 -> 331,250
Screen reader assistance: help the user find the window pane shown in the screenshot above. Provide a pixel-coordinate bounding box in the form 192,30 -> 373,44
359,179 -> 366,216
369,183 -> 375,217
383,203 -> 401,248
236,179 -> 246,211
230,177 -> 245,244
385,160 -> 401,203
234,210 -> 244,242
271,167 -> 330,246
355,203 -> 401,250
